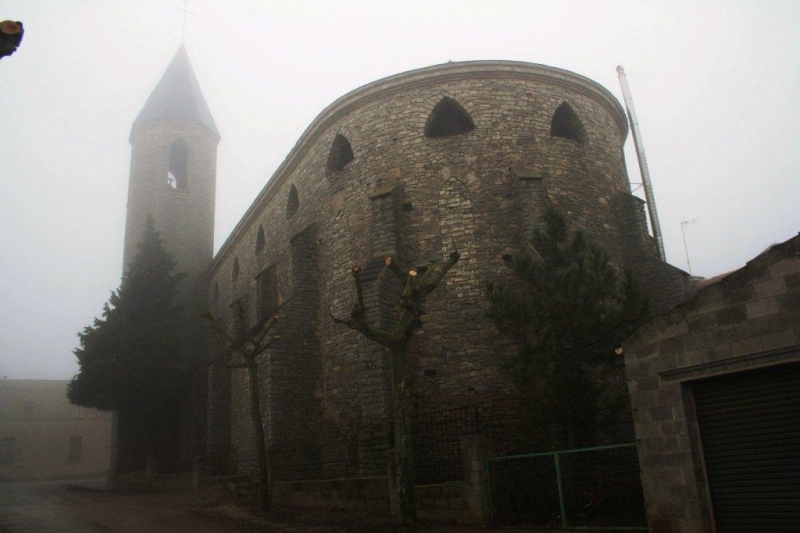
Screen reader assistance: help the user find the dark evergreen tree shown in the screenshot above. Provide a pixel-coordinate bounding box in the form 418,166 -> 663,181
486,206 -> 648,451
68,216 -> 186,414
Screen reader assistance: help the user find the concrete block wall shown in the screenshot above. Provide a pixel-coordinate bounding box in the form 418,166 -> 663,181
624,234 -> 800,532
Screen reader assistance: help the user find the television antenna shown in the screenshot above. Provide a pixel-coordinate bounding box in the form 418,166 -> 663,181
680,217 -> 699,274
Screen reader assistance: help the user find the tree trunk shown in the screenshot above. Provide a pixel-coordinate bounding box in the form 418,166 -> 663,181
247,359 -> 270,511
390,344 -> 416,524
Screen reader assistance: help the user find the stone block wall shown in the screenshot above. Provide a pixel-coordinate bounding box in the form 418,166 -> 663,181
624,234 -> 800,532
272,433 -> 489,524
122,119 -> 220,466
206,61 -> 690,474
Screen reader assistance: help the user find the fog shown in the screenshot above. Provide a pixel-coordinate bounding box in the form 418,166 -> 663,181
1,1 -> 798,380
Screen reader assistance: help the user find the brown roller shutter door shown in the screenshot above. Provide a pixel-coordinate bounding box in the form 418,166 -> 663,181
694,361 -> 800,532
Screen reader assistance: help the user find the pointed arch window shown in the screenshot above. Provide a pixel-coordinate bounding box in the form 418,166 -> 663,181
550,102 -> 587,144
167,138 -> 189,190
425,97 -> 475,138
327,134 -> 355,171
256,225 -> 266,254
286,184 -> 299,219
232,257 -> 240,282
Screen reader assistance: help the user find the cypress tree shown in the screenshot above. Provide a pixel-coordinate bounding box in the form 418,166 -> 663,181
68,216 -> 186,414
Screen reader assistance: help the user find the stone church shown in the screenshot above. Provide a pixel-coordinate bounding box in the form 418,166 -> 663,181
120,46 -> 692,478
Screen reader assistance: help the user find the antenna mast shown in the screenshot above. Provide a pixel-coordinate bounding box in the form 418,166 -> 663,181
617,65 -> 666,262
680,217 -> 699,274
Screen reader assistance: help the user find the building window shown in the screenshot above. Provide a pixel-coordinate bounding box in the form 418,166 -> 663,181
0,438 -> 14,464
22,401 -> 34,419
230,298 -> 248,338
550,102 -> 587,144
68,436 -> 82,463
256,266 -> 278,322
167,138 -> 189,190
232,257 -> 240,282
327,133 -> 355,171
286,184 -> 299,219
256,225 -> 266,254
425,97 -> 475,138
74,405 -> 83,419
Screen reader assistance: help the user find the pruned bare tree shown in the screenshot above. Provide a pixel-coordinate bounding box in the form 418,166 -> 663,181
202,306 -> 281,512
331,252 -> 460,524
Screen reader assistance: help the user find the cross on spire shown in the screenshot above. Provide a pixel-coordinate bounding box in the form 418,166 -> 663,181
175,0 -> 195,43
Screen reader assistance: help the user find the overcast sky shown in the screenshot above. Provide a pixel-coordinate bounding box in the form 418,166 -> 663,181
2,1 -> 798,380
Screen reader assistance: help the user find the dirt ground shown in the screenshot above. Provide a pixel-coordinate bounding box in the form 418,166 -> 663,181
0,479 -> 495,532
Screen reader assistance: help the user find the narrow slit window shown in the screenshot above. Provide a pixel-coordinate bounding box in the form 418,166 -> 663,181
256,225 -> 266,254
232,257 -> 240,282
167,138 -> 189,189
425,97 -> 475,138
286,184 -> 299,219
550,102 -> 587,144
328,134 -> 355,171
230,298 -> 248,338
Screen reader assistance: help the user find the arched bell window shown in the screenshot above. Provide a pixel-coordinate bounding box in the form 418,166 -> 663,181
167,138 -> 189,190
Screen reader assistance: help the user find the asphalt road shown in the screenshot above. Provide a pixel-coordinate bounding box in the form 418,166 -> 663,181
0,479 -> 237,532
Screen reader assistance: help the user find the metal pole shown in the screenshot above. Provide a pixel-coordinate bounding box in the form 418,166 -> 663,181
680,217 -> 699,275
617,66 -> 667,262
486,459 -> 495,526
554,453 -> 567,528
681,219 -> 692,274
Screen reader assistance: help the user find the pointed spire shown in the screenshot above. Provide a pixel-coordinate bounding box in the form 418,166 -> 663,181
133,45 -> 219,138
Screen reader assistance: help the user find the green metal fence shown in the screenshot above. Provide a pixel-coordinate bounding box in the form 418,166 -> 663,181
486,443 -> 647,530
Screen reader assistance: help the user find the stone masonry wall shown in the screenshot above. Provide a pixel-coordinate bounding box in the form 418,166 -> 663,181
624,235 -> 800,532
207,62 -> 690,472
125,120 -> 220,464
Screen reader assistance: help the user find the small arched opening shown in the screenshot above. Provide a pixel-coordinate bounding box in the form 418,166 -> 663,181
550,102 -> 587,144
286,184 -> 299,219
327,134 -> 355,171
167,138 -> 189,190
256,225 -> 266,254
425,97 -> 475,138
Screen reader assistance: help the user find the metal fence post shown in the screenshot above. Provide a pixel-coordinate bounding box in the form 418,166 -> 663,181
553,453 -> 567,529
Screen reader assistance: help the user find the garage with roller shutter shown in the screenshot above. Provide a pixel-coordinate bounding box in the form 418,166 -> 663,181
694,361 -> 800,531
624,234 -> 800,533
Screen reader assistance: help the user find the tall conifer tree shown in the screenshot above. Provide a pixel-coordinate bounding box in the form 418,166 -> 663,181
486,206 -> 648,450
68,216 -> 186,413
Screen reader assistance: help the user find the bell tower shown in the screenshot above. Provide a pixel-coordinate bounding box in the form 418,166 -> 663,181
124,44 -> 219,276
120,45 -> 219,464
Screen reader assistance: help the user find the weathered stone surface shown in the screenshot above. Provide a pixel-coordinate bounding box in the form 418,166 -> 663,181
198,60 -> 694,477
